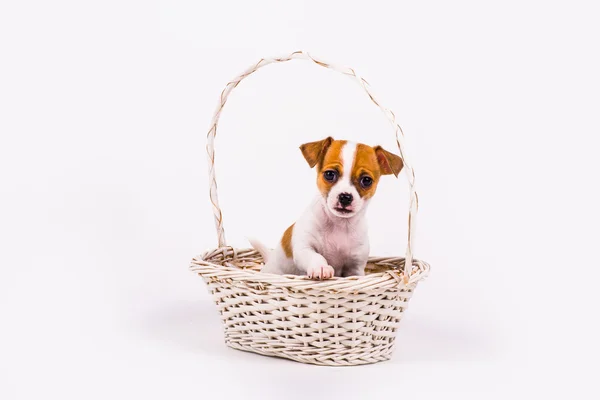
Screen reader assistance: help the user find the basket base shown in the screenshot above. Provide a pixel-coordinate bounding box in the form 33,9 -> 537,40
225,339 -> 394,366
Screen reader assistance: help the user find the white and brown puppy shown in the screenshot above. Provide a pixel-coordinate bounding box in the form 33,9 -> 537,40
250,137 -> 403,280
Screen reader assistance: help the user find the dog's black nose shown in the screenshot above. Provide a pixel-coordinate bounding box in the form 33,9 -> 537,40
338,193 -> 353,207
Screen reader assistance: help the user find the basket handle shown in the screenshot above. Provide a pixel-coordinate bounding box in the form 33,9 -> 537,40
206,51 -> 419,282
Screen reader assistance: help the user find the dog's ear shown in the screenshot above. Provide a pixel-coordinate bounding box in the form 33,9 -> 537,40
300,136 -> 334,168
374,146 -> 403,177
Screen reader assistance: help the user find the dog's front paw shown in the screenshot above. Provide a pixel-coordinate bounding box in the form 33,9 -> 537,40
307,264 -> 335,280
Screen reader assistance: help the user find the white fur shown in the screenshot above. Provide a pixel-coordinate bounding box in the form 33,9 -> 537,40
252,141 -> 370,279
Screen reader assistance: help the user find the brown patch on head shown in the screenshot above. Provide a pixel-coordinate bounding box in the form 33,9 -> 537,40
316,140 -> 347,196
351,144 -> 404,199
351,143 -> 381,199
281,223 -> 294,258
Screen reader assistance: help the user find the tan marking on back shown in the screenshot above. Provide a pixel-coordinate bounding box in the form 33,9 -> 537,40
281,223 -> 294,258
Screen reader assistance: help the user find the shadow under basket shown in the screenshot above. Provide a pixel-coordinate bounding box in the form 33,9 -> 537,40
190,51 -> 431,366
190,248 -> 430,366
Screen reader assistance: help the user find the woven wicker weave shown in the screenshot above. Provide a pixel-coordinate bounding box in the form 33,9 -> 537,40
190,51 -> 430,366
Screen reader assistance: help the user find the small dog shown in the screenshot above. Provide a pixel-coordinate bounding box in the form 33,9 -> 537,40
249,137 -> 403,280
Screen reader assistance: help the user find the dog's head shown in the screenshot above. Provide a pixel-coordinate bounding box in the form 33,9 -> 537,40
300,137 -> 403,218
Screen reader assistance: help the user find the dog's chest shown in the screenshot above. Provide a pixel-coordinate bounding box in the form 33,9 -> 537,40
317,225 -> 363,268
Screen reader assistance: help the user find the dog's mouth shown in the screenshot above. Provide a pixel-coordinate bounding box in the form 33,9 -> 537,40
333,207 -> 353,214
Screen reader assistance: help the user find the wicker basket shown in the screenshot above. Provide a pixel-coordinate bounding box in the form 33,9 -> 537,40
190,51 -> 430,366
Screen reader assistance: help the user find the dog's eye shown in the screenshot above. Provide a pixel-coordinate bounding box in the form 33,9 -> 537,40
360,176 -> 373,188
323,170 -> 338,182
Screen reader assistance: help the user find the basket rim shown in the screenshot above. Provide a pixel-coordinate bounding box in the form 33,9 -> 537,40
189,246 -> 430,292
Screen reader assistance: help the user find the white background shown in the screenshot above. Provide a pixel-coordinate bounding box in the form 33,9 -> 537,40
1,0 -> 599,399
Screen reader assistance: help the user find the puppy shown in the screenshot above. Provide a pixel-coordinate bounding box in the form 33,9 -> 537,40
249,137 -> 403,280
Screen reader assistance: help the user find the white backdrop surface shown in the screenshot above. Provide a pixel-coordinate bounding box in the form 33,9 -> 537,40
1,1 -> 598,399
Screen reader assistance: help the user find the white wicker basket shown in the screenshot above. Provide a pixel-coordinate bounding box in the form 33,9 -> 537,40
190,51 -> 430,366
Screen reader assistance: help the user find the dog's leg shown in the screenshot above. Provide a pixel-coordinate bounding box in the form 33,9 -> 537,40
341,238 -> 369,277
341,261 -> 367,277
293,248 -> 335,280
